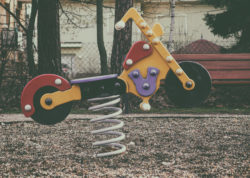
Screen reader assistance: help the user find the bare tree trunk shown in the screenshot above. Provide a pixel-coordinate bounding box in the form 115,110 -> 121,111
168,0 -> 175,53
111,0 -> 133,74
26,0 -> 38,76
97,0 -> 108,75
111,0 -> 133,113
37,0 -> 62,75
0,52 -> 7,89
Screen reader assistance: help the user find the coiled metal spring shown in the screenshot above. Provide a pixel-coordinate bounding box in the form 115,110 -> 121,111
88,95 -> 126,157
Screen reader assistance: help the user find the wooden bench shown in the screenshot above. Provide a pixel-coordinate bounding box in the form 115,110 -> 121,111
172,54 -> 250,85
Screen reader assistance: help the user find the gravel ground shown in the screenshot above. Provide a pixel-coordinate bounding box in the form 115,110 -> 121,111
0,114 -> 249,177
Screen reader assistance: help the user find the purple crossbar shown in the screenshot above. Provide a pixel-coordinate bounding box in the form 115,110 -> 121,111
70,74 -> 118,84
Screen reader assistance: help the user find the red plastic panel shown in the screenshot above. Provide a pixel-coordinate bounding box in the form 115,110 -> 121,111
21,74 -> 71,117
123,41 -> 153,70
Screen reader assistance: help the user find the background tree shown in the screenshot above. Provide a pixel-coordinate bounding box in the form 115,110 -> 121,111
168,0 -> 176,53
0,49 -> 8,89
26,0 -> 38,76
111,0 -> 133,113
111,0 -> 133,74
37,0 -> 62,74
203,0 -> 250,52
96,0 -> 108,74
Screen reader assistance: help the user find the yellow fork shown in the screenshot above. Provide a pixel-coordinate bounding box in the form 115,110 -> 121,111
115,8 -> 195,91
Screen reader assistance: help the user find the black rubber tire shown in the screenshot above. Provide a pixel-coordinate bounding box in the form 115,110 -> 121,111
31,86 -> 72,125
164,61 -> 211,107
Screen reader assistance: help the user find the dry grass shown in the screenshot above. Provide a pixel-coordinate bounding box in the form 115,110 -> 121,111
0,116 -> 249,177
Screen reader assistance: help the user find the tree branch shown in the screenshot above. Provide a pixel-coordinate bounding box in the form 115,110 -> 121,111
59,0 -> 88,28
0,2 -> 27,33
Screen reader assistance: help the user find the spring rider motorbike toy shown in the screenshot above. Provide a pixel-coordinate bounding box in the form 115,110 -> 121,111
21,8 -> 211,157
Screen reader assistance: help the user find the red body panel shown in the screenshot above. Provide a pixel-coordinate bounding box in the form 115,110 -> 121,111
21,74 -> 71,117
123,41 -> 153,70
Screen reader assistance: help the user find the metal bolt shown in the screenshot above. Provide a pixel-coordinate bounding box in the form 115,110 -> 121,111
115,21 -> 125,30
143,44 -> 150,50
143,83 -> 150,90
55,78 -> 62,85
114,82 -> 121,88
140,22 -> 147,28
146,30 -> 153,36
132,71 -> 139,78
176,68 -> 183,75
140,102 -> 151,111
186,81 -> 193,88
45,98 -> 52,105
166,56 -> 173,62
126,59 -> 133,66
150,69 -> 157,76
24,104 -> 32,111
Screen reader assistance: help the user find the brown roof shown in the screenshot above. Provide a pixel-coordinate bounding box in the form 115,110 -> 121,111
173,39 -> 222,54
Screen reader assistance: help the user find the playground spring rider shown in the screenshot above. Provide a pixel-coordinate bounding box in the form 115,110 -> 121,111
21,8 -> 211,157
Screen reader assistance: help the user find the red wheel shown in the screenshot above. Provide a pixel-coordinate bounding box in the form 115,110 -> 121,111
21,74 -> 72,125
